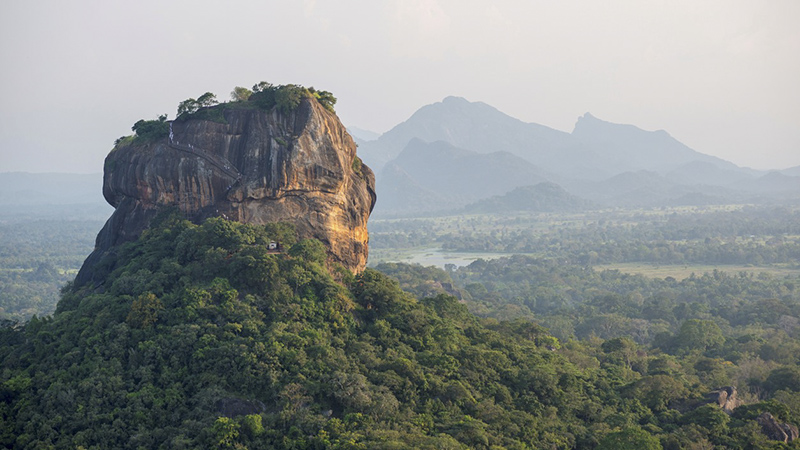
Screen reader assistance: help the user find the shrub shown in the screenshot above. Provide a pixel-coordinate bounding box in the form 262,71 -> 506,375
230,86 -> 252,102
131,114 -> 169,143
288,239 -> 327,265
249,82 -> 336,113
177,92 -> 220,120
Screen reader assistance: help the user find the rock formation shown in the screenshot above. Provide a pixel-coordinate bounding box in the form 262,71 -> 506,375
706,386 -> 742,414
758,412 -> 799,443
77,97 -> 375,285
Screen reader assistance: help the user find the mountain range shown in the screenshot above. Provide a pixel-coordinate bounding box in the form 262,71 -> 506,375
463,182 -> 593,213
356,97 -> 799,216
3,97 -> 798,220
375,139 -> 549,215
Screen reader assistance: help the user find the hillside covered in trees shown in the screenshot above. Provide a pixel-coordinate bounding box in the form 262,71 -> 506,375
2,215 -> 800,449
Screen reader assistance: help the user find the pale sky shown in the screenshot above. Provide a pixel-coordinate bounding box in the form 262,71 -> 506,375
1,0 -> 798,173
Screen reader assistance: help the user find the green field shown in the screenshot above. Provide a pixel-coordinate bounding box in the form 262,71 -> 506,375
593,262 -> 800,280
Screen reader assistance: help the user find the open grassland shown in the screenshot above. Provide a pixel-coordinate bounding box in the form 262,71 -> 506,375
593,262 -> 800,280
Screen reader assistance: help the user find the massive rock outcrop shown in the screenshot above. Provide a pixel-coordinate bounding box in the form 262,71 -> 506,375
77,97 -> 375,285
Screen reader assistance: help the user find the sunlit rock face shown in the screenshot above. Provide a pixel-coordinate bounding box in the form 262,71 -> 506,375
77,98 -> 375,285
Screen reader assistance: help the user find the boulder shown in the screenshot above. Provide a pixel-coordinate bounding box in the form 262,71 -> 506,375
706,386 -> 742,413
758,412 -> 799,443
216,398 -> 266,418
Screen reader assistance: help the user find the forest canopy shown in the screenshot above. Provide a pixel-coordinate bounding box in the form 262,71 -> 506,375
3,214 -> 800,449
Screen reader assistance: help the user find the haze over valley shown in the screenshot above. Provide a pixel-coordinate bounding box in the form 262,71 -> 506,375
2,1 -> 800,448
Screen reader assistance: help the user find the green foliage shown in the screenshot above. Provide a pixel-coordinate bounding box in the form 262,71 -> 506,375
175,92 -> 226,123
249,81 -> 337,113
230,86 -> 253,102
681,404 -> 730,435
597,427 -> 662,450
0,219 -> 101,321
765,367 -> 800,394
211,417 -> 241,450
251,81 -> 273,93
273,84 -> 304,114
351,268 -> 415,318
240,414 -> 264,438
113,134 -> 135,147
308,86 -> 337,112
130,114 -> 169,143
126,292 -> 164,329
352,155 -> 363,175
369,205 -> 800,446
122,82 -> 336,142
3,216 -> 632,449
675,319 -> 725,353
625,375 -> 688,411
178,92 -> 219,116
426,206 -> 800,265
177,97 -> 199,116
263,222 -> 298,248
732,399 -> 792,423
5,204 -> 800,449
288,239 -> 327,265
197,92 -> 218,108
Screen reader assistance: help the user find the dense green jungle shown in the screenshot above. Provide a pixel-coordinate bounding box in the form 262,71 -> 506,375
0,219 -> 105,322
2,204 -> 800,448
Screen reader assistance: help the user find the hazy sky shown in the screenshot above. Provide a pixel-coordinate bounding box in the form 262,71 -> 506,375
1,0 -> 798,173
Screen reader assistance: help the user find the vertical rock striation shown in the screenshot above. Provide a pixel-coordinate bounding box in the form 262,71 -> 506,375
77,97 -> 375,286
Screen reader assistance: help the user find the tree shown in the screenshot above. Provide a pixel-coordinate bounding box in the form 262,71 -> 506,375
765,367 -> 800,393
197,92 -> 218,108
131,115 -> 169,142
126,292 -> 164,329
602,336 -> 637,369
597,427 -> 662,450
263,222 -> 298,248
177,92 -> 218,117
626,375 -> 688,411
288,239 -> 327,265
274,84 -> 304,114
210,417 -> 241,450
177,98 -> 199,116
252,81 -> 273,93
681,404 -> 729,434
308,87 -> 336,112
230,86 -> 252,102
676,319 -> 724,353
351,269 -> 414,317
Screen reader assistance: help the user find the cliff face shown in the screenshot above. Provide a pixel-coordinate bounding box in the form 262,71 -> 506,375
77,98 -> 375,285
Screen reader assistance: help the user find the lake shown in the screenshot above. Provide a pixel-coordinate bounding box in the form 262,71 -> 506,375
369,247 -> 526,269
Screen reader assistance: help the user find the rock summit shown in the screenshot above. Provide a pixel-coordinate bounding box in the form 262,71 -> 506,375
77,94 -> 375,285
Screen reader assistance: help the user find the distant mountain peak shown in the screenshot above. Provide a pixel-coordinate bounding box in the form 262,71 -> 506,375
572,112 -> 629,135
416,96 -> 508,116
359,96 -> 756,210
441,95 -> 470,104
573,113 -> 672,138
347,126 -> 381,142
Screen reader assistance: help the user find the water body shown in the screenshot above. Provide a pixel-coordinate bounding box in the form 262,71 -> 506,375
370,247 -> 521,270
